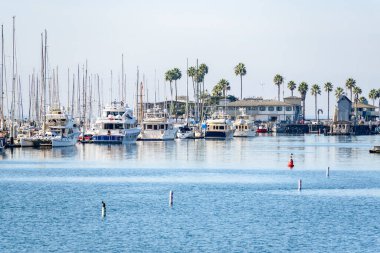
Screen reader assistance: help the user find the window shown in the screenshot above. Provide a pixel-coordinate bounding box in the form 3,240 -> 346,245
259,106 -> 266,111
153,125 -> 158,130
160,124 -> 165,130
276,106 -> 283,111
286,106 -> 292,111
115,124 -> 123,129
268,106 -> 274,111
252,106 -> 257,111
147,125 -> 152,130
219,125 -> 225,130
104,123 -> 114,129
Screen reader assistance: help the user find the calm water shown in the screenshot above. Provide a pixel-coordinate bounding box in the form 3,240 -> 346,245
1,135 -> 380,252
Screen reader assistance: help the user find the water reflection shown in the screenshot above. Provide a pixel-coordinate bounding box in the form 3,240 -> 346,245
0,135 -> 379,171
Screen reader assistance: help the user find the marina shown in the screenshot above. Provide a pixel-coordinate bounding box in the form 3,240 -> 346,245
1,135 -> 380,252
1,1 -> 380,252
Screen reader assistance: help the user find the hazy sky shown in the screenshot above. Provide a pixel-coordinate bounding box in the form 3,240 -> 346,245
1,0 -> 379,118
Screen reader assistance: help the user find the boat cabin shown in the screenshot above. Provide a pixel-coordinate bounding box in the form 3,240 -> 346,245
143,123 -> 173,131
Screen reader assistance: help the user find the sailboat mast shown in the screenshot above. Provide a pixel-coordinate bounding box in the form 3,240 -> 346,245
121,54 -> 125,103
43,29 -> 47,132
0,24 -> 4,128
186,58 -> 189,123
136,67 -> 139,123
10,16 -> 16,143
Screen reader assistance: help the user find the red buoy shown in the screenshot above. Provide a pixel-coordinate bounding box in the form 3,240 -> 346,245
288,154 -> 294,168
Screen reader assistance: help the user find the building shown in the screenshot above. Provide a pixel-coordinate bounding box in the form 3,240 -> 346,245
352,102 -> 378,121
221,97 -> 302,122
335,95 -> 352,121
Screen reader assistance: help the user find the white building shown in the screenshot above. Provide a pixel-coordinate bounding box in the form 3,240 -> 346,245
219,97 -> 302,122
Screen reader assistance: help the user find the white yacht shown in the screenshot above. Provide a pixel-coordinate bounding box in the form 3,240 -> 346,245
205,111 -> 235,139
92,102 -> 140,144
20,106 -> 80,147
177,125 -> 195,139
233,109 -> 257,137
139,106 -> 177,141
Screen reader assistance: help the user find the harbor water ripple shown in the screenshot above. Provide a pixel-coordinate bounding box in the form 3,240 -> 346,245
1,135 -> 380,252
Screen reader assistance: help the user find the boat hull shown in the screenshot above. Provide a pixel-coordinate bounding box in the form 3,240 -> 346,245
52,133 -> 80,147
205,130 -> 234,139
122,128 -> 141,143
233,130 -> 256,137
92,135 -> 124,144
139,129 -> 177,141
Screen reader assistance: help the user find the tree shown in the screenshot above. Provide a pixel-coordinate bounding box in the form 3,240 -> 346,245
335,87 -> 344,100
369,89 -> 377,105
198,63 -> 209,120
287,81 -> 297,96
213,79 -> 230,97
234,63 -> 247,100
273,74 -> 284,101
352,86 -> 362,120
172,68 -> 182,119
359,96 -> 368,104
165,69 -> 175,115
324,82 -> 333,120
298,82 -> 308,121
345,78 -> 356,101
187,66 -> 197,101
311,84 -> 321,120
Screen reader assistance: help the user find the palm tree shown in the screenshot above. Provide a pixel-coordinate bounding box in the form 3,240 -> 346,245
311,84 -> 321,120
165,69 -> 175,115
187,67 -> 197,101
172,68 -> 182,119
273,74 -> 284,101
198,63 -> 208,120
359,96 -> 368,104
335,87 -> 344,100
298,82 -> 308,121
218,79 -> 230,97
324,82 -> 333,120
234,63 -> 247,100
287,81 -> 296,96
352,86 -> 362,120
369,89 -> 377,105
345,78 -> 356,101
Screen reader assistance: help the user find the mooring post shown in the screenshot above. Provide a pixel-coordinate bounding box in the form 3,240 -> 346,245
169,191 -> 173,207
101,201 -> 106,218
326,167 -> 330,177
298,179 -> 302,191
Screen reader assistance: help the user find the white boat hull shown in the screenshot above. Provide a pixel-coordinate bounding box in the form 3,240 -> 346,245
139,129 -> 178,141
52,133 -> 80,147
233,130 -> 257,137
123,128 -> 141,143
20,137 -> 35,147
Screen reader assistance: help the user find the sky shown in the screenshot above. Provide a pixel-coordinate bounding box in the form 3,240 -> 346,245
1,0 -> 380,118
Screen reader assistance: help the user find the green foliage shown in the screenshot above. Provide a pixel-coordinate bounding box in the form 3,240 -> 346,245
298,82 -> 308,100
212,79 -> 230,97
287,81 -> 297,95
368,89 -> 377,105
311,84 -> 321,96
359,96 -> 368,104
234,63 -> 247,76
273,74 -> 284,86
324,82 -> 333,93
334,87 -> 344,99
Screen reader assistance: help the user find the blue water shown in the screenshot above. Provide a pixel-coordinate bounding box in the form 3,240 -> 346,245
1,135 -> 380,252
